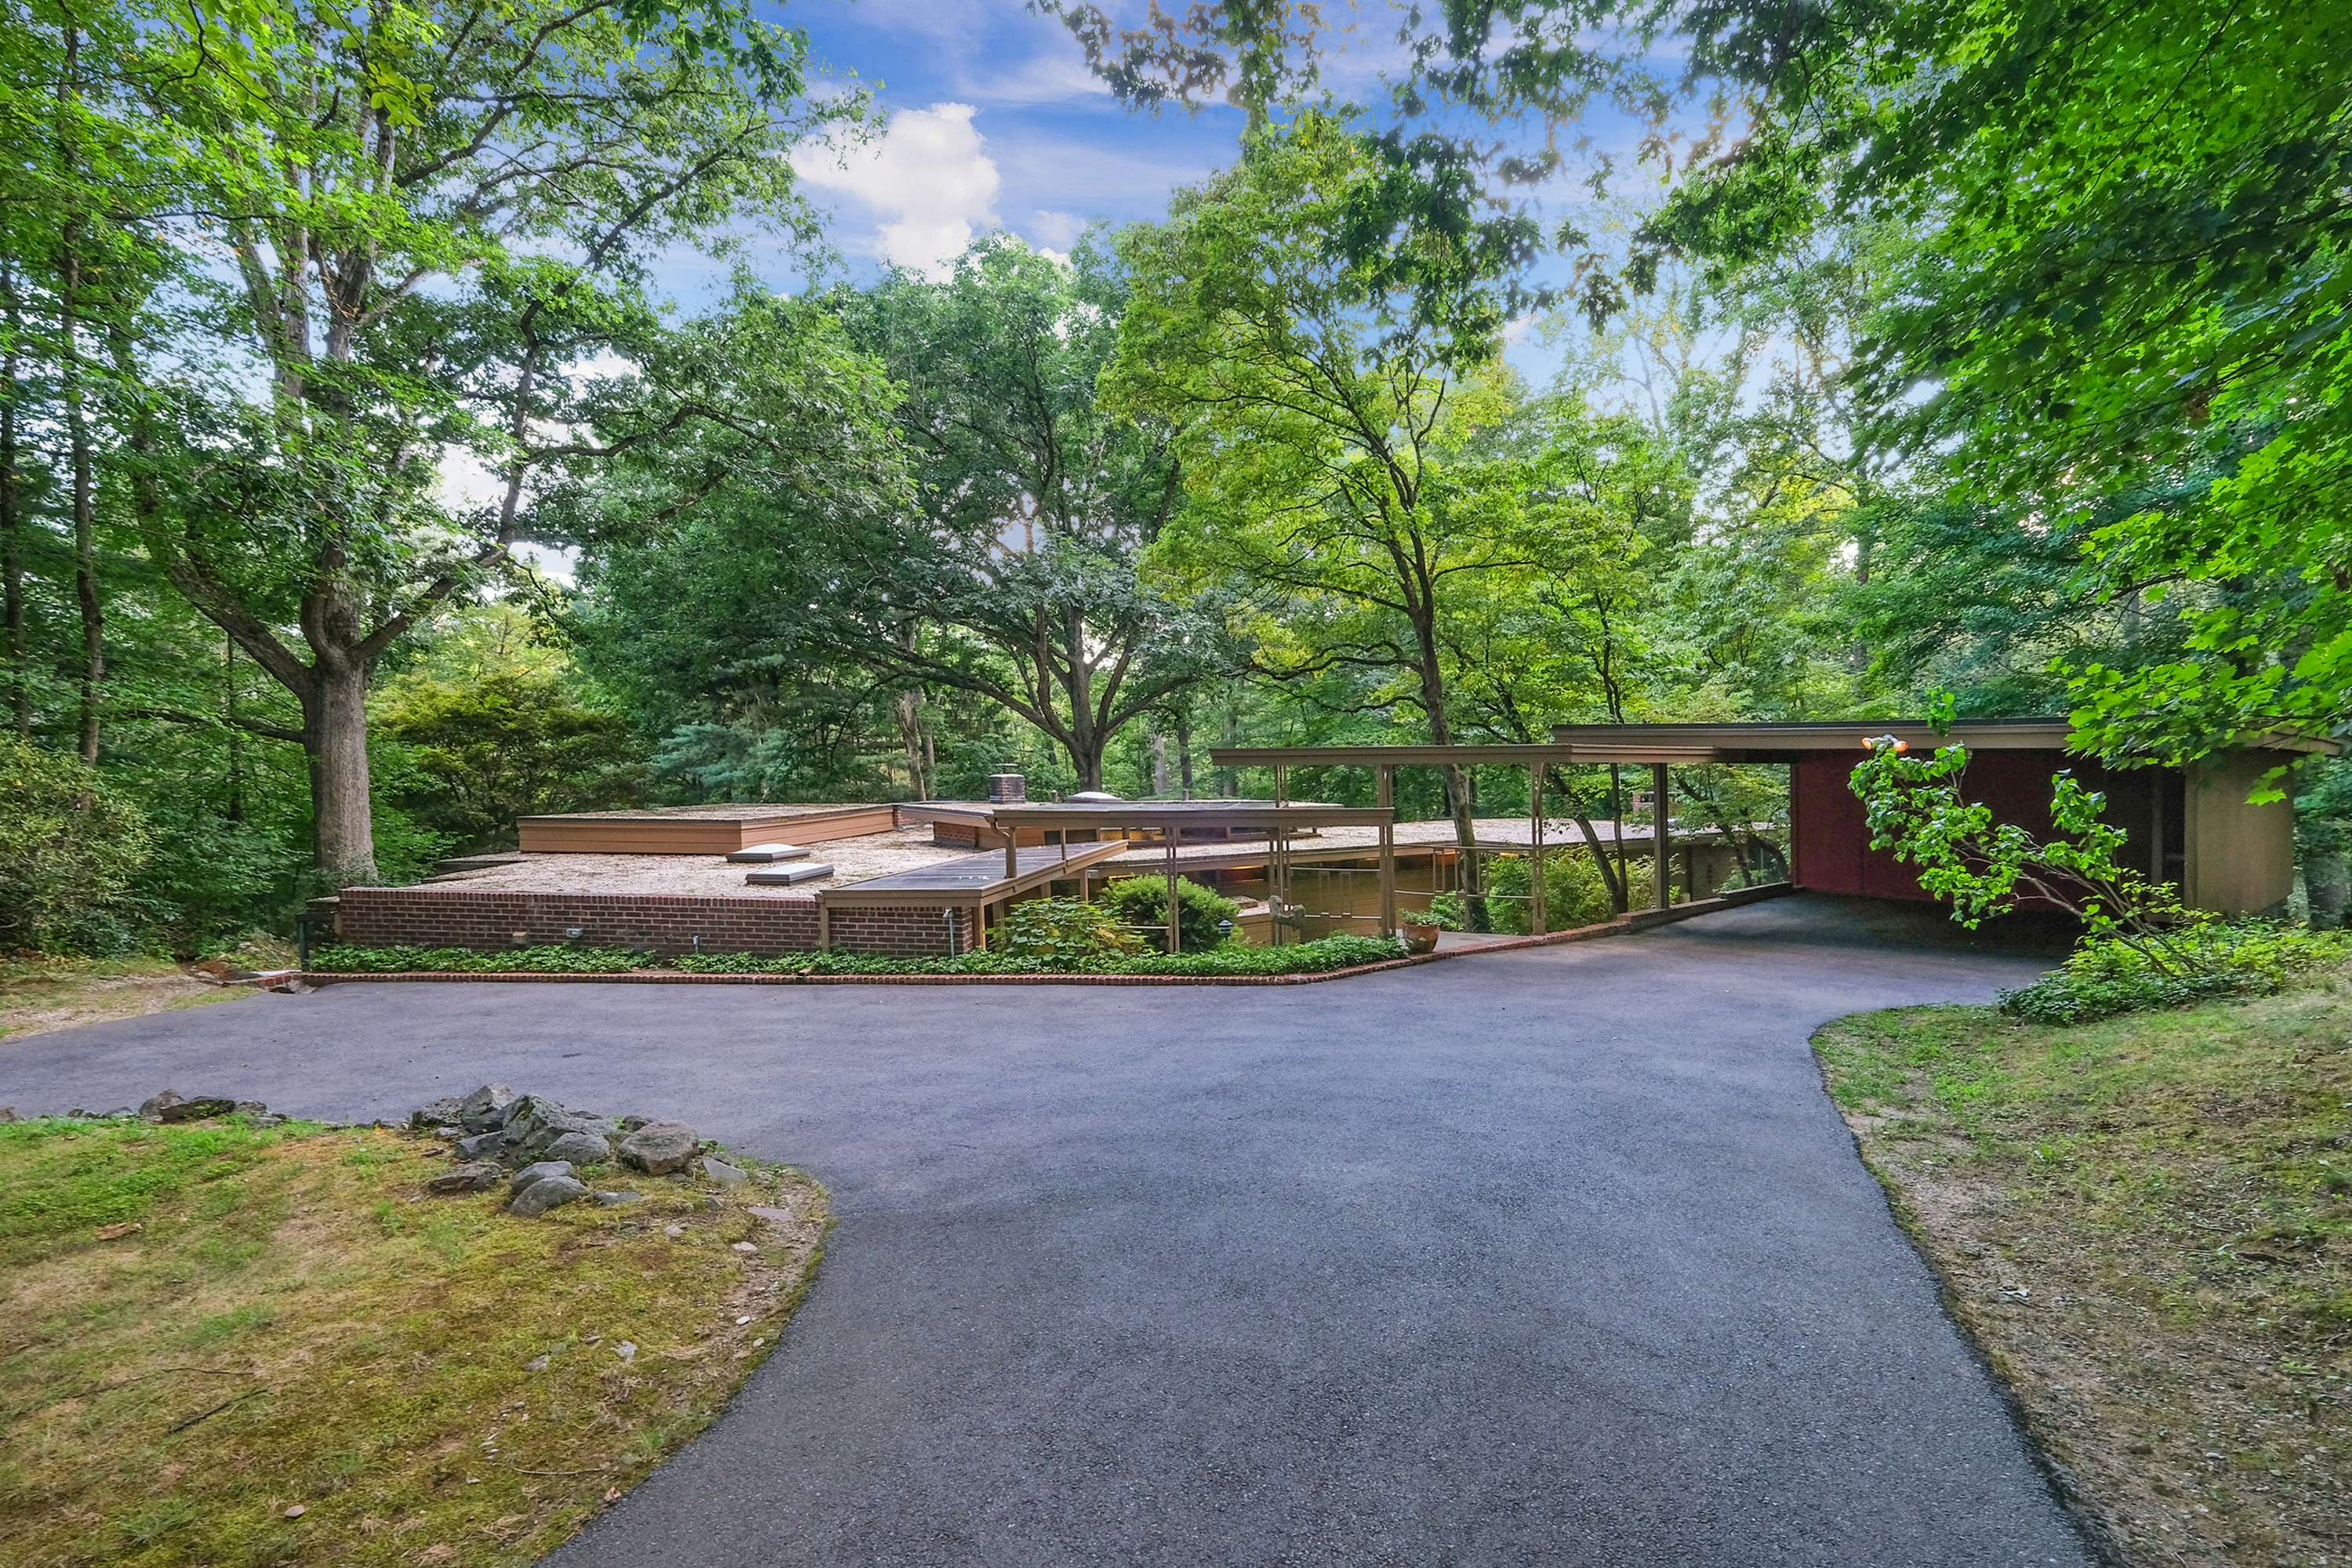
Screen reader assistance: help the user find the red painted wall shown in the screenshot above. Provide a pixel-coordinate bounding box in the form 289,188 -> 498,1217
1791,750 -> 2165,902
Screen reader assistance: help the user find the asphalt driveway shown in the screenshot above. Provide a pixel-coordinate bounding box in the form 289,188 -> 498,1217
0,895 -> 2095,1566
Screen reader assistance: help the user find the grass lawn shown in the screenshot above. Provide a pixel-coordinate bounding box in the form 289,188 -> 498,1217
0,955 -> 247,1044
0,1114 -> 827,1567
1815,970 -> 2351,1568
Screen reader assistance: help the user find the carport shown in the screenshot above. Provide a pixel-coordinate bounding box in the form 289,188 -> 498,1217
1551,719 -> 2338,915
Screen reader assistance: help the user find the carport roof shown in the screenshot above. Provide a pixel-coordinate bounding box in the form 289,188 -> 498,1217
1216,720 -> 2339,769
1549,719 -> 2340,761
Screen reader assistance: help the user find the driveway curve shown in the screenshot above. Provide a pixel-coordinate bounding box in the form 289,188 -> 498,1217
1,896 -> 2094,1566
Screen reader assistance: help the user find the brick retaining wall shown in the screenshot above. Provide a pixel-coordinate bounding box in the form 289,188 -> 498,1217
336,888 -> 819,956
825,904 -> 978,956
335,887 -> 979,959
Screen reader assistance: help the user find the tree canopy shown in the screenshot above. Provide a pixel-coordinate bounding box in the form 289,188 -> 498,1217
3,0 -> 2344,954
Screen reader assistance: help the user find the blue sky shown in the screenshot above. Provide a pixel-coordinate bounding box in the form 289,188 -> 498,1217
757,0 -> 1693,387
775,0 -> 1252,279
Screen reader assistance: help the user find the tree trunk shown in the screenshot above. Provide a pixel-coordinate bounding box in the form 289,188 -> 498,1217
1414,628 -> 1476,853
0,263 -> 25,741
1219,693 -> 1239,797
894,687 -> 929,800
1071,734 -> 1108,792
1173,707 -> 1194,797
224,632 -> 245,822
1548,766 -> 1625,909
58,24 -> 103,764
1607,764 -> 1629,913
302,658 -> 378,885
1150,724 -> 1171,797
64,294 -> 101,763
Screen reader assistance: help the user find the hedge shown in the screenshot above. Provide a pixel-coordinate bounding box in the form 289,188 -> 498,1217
309,934 -> 1406,979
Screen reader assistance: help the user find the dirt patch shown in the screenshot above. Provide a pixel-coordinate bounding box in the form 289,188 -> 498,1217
0,959 -> 251,1044
1816,985 -> 2352,1568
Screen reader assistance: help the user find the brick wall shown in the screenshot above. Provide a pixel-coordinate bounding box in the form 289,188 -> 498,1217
336,887 -> 976,959
337,888 -> 820,957
826,904 -> 977,956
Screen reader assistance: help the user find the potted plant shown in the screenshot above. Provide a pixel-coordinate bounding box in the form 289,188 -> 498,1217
1399,893 -> 1466,955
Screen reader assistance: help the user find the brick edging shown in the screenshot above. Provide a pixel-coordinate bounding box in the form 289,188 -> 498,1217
303,884 -> 1792,989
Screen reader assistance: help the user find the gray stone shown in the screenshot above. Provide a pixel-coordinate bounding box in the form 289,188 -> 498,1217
409,1096 -> 464,1130
457,1083 -> 520,1133
232,1100 -> 267,1117
617,1121 -> 701,1176
454,1129 -> 507,1161
424,1160 -> 503,1196
509,1174 -> 590,1217
595,1190 -> 644,1207
509,1160 -> 578,1198
137,1089 -> 184,1121
501,1096 -> 617,1162
540,1130 -> 612,1167
524,1353 -> 551,1373
699,1156 -> 749,1189
149,1093 -> 235,1123
619,1115 -> 649,1132
0,1107 -> 16,1123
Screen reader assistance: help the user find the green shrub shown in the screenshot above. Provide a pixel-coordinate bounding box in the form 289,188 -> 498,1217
1109,934 -> 1400,976
375,668 -> 648,851
1410,893 -> 1466,931
1482,850 -> 1651,935
666,933 -> 1399,978
309,943 -> 659,974
2000,921 -> 2352,1025
989,898 -> 1144,966
314,932 -> 1410,981
0,742 -> 154,953
1094,874 -> 1243,952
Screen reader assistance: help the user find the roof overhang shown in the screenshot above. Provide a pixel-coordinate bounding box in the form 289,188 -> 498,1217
988,801 -> 1393,832
1549,720 -> 2341,762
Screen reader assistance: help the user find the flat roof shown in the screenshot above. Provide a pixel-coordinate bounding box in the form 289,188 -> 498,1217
402,826 -> 971,898
1217,722 -> 2339,765
1094,817 -> 1730,873
1551,720 -> 2341,759
514,803 -> 887,826
989,801 -> 1391,830
818,840 -> 1131,908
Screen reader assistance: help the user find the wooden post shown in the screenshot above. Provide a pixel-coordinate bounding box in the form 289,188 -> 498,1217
1004,837 -> 1018,880
1530,763 -> 1547,936
1653,761 -> 1672,909
1273,764 -> 1288,807
1164,835 -> 1181,954
1376,765 -> 1396,937
816,896 -> 831,952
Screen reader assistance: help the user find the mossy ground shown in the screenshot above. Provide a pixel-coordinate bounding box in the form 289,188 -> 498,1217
0,1114 -> 827,1567
1814,971 -> 2352,1568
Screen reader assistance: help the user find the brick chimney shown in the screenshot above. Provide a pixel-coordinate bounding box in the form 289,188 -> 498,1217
987,770 -> 1026,804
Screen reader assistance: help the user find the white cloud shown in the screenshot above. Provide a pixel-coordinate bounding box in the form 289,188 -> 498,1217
978,50 -> 1112,107
1029,209 -> 1086,251
793,102 -> 1001,279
